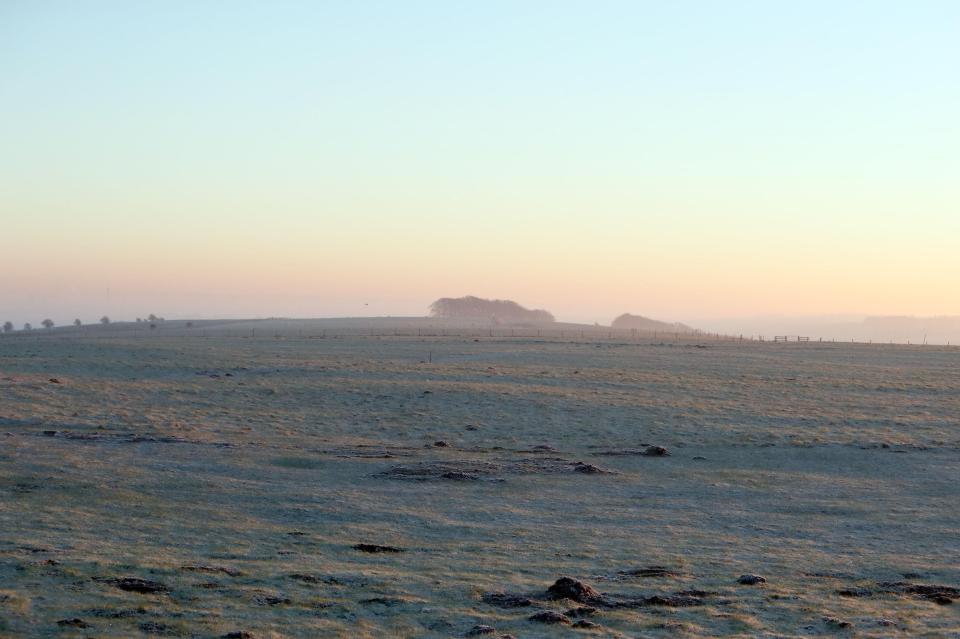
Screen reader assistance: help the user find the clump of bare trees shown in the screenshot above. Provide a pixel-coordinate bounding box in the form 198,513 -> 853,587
429,296 -> 555,324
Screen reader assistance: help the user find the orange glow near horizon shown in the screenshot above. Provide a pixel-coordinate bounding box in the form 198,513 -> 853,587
3,3 -> 959,326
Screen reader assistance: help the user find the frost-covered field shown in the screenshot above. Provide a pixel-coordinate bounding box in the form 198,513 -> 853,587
1,335 -> 957,638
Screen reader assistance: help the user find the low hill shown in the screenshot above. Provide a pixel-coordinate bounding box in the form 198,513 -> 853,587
611,313 -> 694,333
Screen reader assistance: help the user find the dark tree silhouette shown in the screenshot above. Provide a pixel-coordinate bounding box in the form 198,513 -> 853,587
74,318 -> 82,327
41,319 -> 54,329
100,316 -> 111,325
429,296 -> 555,324
23,322 -> 32,331
2,321 -> 13,333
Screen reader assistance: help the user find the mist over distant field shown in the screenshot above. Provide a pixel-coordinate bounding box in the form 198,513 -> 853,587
703,315 -> 960,345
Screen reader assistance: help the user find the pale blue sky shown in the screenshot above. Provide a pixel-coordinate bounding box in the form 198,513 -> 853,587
2,1 -> 958,325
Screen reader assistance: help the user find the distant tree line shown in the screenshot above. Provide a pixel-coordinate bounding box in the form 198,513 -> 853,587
0,313 -> 168,333
429,296 -> 555,324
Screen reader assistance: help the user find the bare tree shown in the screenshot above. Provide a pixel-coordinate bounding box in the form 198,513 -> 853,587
148,313 -> 158,322
2,321 -> 13,333
42,319 -> 54,329
74,318 -> 82,327
23,322 -> 32,331
100,316 -> 110,325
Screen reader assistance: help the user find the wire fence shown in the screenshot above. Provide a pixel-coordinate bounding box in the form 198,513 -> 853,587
1,326 -> 727,342
0,325 -> 953,346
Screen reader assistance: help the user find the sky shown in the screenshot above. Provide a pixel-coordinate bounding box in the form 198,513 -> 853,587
2,1 -> 958,327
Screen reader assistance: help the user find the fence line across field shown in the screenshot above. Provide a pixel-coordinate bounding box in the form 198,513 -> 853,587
1,326 -> 952,347
3,326 -> 740,342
